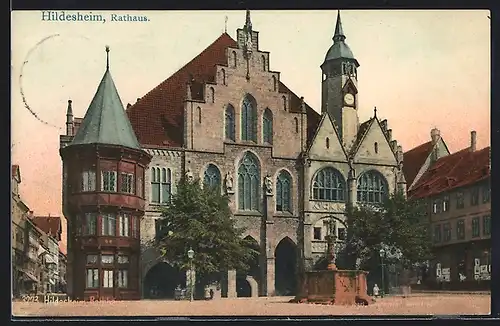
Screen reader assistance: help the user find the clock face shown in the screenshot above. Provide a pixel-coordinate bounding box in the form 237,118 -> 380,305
344,93 -> 355,106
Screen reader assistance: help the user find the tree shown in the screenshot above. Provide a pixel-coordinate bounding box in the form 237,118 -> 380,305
343,192 -> 433,271
154,176 -> 259,286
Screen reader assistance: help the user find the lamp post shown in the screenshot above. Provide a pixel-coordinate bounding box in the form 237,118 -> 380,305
187,248 -> 194,302
379,248 -> 385,298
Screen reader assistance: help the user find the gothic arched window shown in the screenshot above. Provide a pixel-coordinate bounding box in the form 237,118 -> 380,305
225,104 -> 235,141
238,152 -> 260,211
276,170 -> 292,212
203,164 -> 221,189
357,170 -> 388,204
312,167 -> 345,201
263,108 -> 273,144
241,95 -> 257,142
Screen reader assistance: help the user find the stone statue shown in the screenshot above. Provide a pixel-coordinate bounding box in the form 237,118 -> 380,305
348,157 -> 355,179
185,169 -> 194,182
264,175 -> 273,195
224,171 -> 234,194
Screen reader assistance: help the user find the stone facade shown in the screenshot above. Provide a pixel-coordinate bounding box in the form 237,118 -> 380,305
134,12 -> 405,298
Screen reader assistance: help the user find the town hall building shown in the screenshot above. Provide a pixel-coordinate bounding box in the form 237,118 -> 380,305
60,11 -> 406,300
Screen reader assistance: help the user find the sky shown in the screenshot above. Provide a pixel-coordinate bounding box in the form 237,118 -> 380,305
11,10 -> 491,253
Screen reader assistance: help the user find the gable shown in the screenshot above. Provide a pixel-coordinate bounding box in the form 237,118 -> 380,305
354,119 -> 397,165
342,78 -> 358,94
409,137 -> 451,190
307,113 -> 347,161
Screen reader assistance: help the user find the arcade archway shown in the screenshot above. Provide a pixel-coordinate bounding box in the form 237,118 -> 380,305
274,237 -> 297,296
143,262 -> 186,299
235,236 -> 261,297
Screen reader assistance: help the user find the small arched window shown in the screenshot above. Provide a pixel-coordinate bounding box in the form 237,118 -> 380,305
262,55 -> 266,71
294,117 -> 299,133
225,104 -> 235,141
221,69 -> 226,85
197,107 -> 202,123
208,87 -> 215,103
263,108 -> 273,145
272,76 -> 277,91
282,96 -> 287,111
232,51 -> 237,68
203,164 -> 221,189
326,137 -> 330,149
374,142 -> 379,154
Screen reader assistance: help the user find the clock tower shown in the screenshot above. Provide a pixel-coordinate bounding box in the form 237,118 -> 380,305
321,10 -> 360,151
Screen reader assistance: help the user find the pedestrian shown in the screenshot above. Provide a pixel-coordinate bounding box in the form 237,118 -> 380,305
373,284 -> 380,298
209,288 -> 214,300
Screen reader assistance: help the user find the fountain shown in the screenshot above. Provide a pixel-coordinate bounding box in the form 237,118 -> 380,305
292,220 -> 372,305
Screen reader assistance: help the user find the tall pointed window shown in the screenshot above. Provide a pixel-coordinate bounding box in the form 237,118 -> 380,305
263,108 -> 273,144
241,95 -> 257,142
238,152 -> 260,211
225,105 -> 235,141
312,167 -> 345,201
276,170 -> 292,212
151,167 -> 172,204
204,164 -> 221,189
357,170 -> 388,204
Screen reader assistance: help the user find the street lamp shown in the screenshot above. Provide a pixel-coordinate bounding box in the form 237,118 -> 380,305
379,248 -> 385,298
187,248 -> 195,302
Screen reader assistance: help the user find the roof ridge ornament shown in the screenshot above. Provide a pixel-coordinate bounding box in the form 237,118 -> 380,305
105,45 -> 110,71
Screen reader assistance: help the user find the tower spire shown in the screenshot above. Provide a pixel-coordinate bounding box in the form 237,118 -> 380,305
333,10 -> 346,42
105,45 -> 110,70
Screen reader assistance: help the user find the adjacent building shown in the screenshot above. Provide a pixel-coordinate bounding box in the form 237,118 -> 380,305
32,215 -> 62,294
408,131 -> 491,289
60,11 -> 407,299
12,165 -> 67,298
58,251 -> 67,293
11,165 -> 30,297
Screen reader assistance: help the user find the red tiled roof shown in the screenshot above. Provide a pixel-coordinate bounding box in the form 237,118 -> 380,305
32,216 -> 62,241
126,33 -> 320,148
409,146 -> 490,199
403,141 -> 434,187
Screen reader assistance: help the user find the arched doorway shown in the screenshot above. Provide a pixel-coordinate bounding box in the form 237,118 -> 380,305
236,235 -> 260,297
143,262 -> 186,299
275,237 -> 297,296
236,276 -> 252,297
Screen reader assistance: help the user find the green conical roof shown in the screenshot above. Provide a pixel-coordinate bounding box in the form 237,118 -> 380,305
70,48 -> 141,150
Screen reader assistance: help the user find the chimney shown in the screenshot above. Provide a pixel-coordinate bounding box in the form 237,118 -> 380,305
470,130 -> 477,152
431,128 -> 441,145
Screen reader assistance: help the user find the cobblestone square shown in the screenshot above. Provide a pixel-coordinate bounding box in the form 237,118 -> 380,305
12,294 -> 490,317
